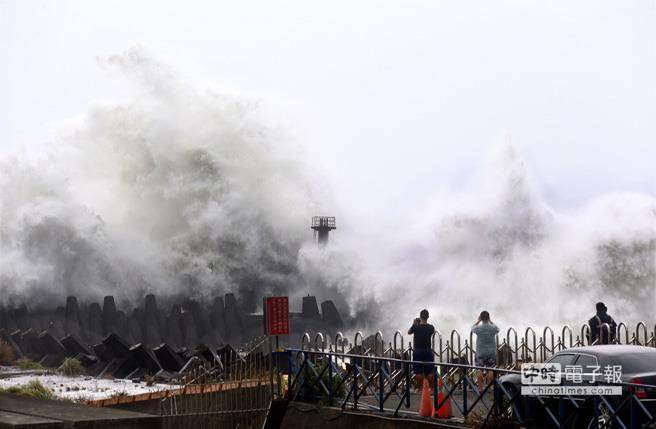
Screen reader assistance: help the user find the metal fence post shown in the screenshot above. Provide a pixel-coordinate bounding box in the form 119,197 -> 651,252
462,369 -> 468,416
378,358 -> 384,412
433,365 -> 438,412
328,351 -> 333,406
268,337 -> 275,400
303,352 -> 309,400
493,369 -> 499,416
353,365 -> 359,409
287,351 -> 292,399
405,358 -> 411,408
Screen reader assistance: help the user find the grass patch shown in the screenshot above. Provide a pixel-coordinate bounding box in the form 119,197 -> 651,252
144,373 -> 156,387
14,358 -> 43,371
70,394 -> 91,404
58,358 -> 86,376
110,390 -> 128,398
0,379 -> 55,400
60,394 -> 91,404
0,340 -> 16,365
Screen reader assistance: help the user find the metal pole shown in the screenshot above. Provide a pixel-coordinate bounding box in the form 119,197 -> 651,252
287,350 -> 292,400
275,335 -> 281,398
268,337 -> 274,400
433,365 -> 438,413
328,351 -> 334,406
462,369 -> 468,416
493,369 -> 499,416
379,359 -> 384,412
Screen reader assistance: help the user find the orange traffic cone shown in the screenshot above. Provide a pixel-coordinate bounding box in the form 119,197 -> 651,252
433,377 -> 452,418
418,379 -> 433,417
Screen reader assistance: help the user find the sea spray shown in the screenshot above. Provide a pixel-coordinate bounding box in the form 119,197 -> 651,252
0,48 -> 337,311
370,147 -> 655,335
1,48 -> 654,335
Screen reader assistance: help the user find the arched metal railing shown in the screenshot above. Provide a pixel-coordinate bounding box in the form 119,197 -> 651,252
523,327 -> 537,362
430,329 -> 443,363
392,330 -> 404,356
581,324 -> 591,346
353,331 -> 363,347
540,326 -> 555,362
506,327 -> 519,367
300,332 -> 311,351
374,331 -> 384,357
617,322 -> 629,344
292,321 -> 655,413
599,322 -> 613,345
298,321 -> 654,369
334,331 -> 345,353
636,321 -> 648,346
314,332 -> 325,352
283,345 -> 656,428
561,325 -> 573,350
449,329 -> 462,363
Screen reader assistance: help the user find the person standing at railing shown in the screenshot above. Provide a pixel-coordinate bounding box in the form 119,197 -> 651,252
472,311 -> 499,391
588,302 -> 617,344
408,309 -> 435,388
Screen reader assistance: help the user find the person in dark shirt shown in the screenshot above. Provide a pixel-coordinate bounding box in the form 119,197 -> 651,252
408,309 -> 436,386
588,302 -> 617,344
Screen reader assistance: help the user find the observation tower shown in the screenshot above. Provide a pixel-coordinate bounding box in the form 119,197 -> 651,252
311,216 -> 336,247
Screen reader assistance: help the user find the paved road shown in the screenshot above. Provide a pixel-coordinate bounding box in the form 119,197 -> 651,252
350,389 -> 497,425
0,393 -> 160,428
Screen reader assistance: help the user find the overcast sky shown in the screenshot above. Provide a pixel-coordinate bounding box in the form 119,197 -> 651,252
2,0 -> 655,223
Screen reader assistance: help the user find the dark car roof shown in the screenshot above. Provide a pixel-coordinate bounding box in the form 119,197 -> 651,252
556,345 -> 656,357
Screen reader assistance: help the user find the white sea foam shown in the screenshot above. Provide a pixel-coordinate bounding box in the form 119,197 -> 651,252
1,48 -> 654,333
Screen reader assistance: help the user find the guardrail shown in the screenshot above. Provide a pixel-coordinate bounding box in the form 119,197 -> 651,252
159,340 -> 272,429
282,347 -> 656,428
299,321 -> 656,369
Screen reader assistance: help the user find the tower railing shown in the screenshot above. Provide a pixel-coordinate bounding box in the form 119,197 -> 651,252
311,216 -> 336,228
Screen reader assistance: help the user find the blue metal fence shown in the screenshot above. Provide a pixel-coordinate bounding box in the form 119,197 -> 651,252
281,348 -> 656,429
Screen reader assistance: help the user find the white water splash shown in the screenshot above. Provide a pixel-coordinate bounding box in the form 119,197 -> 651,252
1,48 -> 654,334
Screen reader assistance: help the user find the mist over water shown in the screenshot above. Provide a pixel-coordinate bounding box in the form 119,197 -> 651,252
1,49 -> 654,334
372,148 -> 655,335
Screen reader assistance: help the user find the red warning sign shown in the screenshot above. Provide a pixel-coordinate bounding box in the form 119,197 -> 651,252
264,296 -> 289,336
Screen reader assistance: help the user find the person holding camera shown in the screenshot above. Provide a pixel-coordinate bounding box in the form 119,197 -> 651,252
472,310 -> 499,390
408,309 -> 435,386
